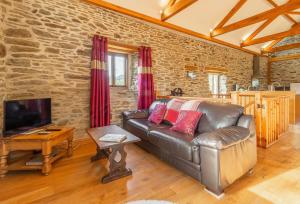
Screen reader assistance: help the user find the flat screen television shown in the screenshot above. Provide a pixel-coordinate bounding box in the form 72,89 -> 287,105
3,98 -> 51,136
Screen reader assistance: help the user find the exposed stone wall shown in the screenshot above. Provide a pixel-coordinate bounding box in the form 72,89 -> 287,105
0,4 -> 7,135
271,59 -> 300,84
259,56 -> 269,90
0,0 -> 253,138
270,35 -> 300,84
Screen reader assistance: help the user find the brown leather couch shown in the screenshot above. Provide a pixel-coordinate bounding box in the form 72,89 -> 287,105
122,100 -> 257,198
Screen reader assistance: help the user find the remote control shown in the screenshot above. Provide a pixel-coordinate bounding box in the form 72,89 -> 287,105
45,128 -> 61,131
37,131 -> 51,135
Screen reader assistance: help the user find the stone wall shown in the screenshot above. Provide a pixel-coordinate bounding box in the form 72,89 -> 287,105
0,0 -> 254,139
0,4 -> 6,136
270,35 -> 300,84
271,59 -> 300,84
259,56 -> 269,90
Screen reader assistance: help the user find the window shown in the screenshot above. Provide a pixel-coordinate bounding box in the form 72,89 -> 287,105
208,74 -> 227,96
108,52 -> 128,86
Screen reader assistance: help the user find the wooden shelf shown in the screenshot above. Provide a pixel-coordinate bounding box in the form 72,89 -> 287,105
7,148 -> 66,171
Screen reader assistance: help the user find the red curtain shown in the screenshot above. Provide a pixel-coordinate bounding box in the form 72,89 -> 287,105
137,46 -> 155,110
90,35 -> 110,128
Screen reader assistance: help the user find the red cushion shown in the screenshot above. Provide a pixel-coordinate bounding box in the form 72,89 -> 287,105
163,99 -> 185,124
164,109 -> 179,125
148,104 -> 167,124
170,110 -> 203,136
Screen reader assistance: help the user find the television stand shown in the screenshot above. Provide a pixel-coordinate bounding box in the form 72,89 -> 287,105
0,127 -> 74,177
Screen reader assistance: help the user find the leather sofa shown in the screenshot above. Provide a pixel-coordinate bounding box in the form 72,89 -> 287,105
122,100 -> 257,198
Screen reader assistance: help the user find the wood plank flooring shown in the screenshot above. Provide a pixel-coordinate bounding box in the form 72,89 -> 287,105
1,131 -> 300,204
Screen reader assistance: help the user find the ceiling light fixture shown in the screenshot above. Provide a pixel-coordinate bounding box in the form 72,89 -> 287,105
261,41 -> 273,50
242,33 -> 251,42
159,0 -> 169,8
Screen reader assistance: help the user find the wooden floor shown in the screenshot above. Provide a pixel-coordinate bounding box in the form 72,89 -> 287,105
1,131 -> 300,204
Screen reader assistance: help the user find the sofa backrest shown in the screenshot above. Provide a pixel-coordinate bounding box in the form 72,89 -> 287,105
197,101 -> 244,134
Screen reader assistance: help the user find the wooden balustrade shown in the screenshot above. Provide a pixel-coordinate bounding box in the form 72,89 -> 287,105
157,91 -> 296,148
231,91 -> 295,148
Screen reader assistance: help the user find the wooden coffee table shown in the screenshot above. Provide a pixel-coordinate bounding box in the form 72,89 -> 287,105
87,125 -> 141,183
0,127 -> 74,177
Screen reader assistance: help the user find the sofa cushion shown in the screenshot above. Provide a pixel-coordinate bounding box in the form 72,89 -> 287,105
126,119 -> 170,141
148,104 -> 167,124
128,119 -> 154,131
180,100 -> 202,111
126,119 -> 150,141
170,110 -> 203,136
149,127 -> 196,162
149,99 -> 169,114
197,101 -> 244,134
163,98 -> 186,125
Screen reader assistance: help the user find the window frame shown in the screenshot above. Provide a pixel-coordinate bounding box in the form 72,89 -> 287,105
108,52 -> 128,87
208,73 -> 227,96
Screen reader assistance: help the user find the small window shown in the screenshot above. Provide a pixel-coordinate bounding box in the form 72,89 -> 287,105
108,52 -> 128,87
208,74 -> 227,95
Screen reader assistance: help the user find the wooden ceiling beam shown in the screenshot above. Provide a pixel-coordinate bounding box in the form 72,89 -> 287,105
213,0 -> 247,31
261,38 -> 284,53
287,11 -> 300,15
243,16 -> 276,43
161,0 -> 198,21
243,0 -> 297,51
211,1 -> 300,37
262,42 -> 300,53
269,53 -> 300,62
265,0 -> 298,24
241,24 -> 300,47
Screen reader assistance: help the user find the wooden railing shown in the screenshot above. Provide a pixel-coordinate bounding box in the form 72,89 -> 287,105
157,96 -> 232,104
157,91 -> 296,148
231,91 -> 295,148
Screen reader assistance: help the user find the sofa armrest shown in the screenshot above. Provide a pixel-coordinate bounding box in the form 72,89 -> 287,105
193,126 -> 256,196
237,114 -> 256,137
192,126 -> 251,150
122,110 -> 149,120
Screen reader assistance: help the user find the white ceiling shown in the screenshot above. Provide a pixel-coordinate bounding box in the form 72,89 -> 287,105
104,0 -> 299,53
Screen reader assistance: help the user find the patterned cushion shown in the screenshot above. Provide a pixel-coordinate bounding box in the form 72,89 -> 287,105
180,100 -> 202,111
170,110 -> 203,136
164,109 -> 179,125
163,99 -> 185,125
148,104 -> 167,124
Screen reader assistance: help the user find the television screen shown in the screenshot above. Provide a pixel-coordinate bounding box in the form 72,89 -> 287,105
3,98 -> 51,136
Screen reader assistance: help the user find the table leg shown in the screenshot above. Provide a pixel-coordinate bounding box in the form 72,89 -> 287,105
0,141 -> 8,178
42,154 -> 52,176
0,154 -> 8,178
102,144 -> 132,183
67,137 -> 73,157
42,142 -> 52,176
91,147 -> 108,162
